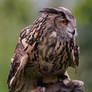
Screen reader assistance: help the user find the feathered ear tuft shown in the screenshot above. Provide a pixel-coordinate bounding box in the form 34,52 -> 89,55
40,8 -> 60,14
40,8 -> 66,18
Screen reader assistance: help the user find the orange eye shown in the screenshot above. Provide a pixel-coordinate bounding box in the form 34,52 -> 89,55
61,20 -> 68,25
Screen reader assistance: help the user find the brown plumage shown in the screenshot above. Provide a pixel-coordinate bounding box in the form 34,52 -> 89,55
7,7 -> 80,92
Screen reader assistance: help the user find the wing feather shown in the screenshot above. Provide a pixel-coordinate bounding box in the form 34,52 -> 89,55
7,26 -> 31,89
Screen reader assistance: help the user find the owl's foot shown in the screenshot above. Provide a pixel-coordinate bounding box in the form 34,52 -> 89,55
71,80 -> 84,87
63,79 -> 84,87
44,80 -> 84,92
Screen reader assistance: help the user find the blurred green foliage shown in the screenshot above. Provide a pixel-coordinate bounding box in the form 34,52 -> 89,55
0,0 -> 91,92
74,0 -> 92,92
0,0 -> 35,91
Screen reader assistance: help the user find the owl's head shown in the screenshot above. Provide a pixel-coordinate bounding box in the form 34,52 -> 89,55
41,7 -> 77,38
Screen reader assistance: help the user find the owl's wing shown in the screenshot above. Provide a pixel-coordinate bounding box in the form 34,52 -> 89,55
7,25 -> 32,90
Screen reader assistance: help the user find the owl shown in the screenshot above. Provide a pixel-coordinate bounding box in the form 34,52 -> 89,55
7,7 -> 82,92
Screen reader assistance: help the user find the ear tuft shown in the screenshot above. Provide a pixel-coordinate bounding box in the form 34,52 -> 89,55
40,8 -> 66,18
40,8 -> 59,14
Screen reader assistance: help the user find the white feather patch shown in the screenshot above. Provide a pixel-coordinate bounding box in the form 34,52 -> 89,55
10,76 -> 15,86
50,32 -> 57,38
22,38 -> 28,48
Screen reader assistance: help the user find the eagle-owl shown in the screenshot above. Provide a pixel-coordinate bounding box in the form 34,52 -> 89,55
7,7 -> 81,92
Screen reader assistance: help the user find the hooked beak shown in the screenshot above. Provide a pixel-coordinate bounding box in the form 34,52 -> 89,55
67,27 -> 77,38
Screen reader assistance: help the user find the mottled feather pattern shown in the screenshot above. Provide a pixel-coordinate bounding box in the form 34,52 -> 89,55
19,13 -> 79,77
7,42 -> 26,91
7,7 -> 80,92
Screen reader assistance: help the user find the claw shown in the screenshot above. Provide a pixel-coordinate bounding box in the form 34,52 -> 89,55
63,79 -> 70,86
71,80 -> 84,86
63,79 -> 84,87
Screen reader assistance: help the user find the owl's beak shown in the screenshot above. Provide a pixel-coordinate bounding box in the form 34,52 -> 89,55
68,30 -> 75,35
67,27 -> 77,38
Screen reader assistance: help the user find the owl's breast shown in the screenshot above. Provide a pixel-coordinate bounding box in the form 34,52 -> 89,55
35,32 -> 70,76
26,31 -> 71,78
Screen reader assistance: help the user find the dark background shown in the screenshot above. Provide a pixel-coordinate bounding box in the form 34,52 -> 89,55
0,0 -> 92,92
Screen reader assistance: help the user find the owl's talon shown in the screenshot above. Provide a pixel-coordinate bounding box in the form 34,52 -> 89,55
63,79 -> 84,87
63,79 -> 70,86
71,80 -> 84,87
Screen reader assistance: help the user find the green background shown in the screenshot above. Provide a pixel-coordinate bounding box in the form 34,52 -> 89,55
0,0 -> 92,92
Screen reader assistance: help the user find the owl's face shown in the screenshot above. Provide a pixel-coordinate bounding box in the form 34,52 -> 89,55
41,7 -> 77,38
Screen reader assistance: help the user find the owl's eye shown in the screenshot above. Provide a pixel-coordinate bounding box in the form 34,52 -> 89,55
61,19 -> 68,25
